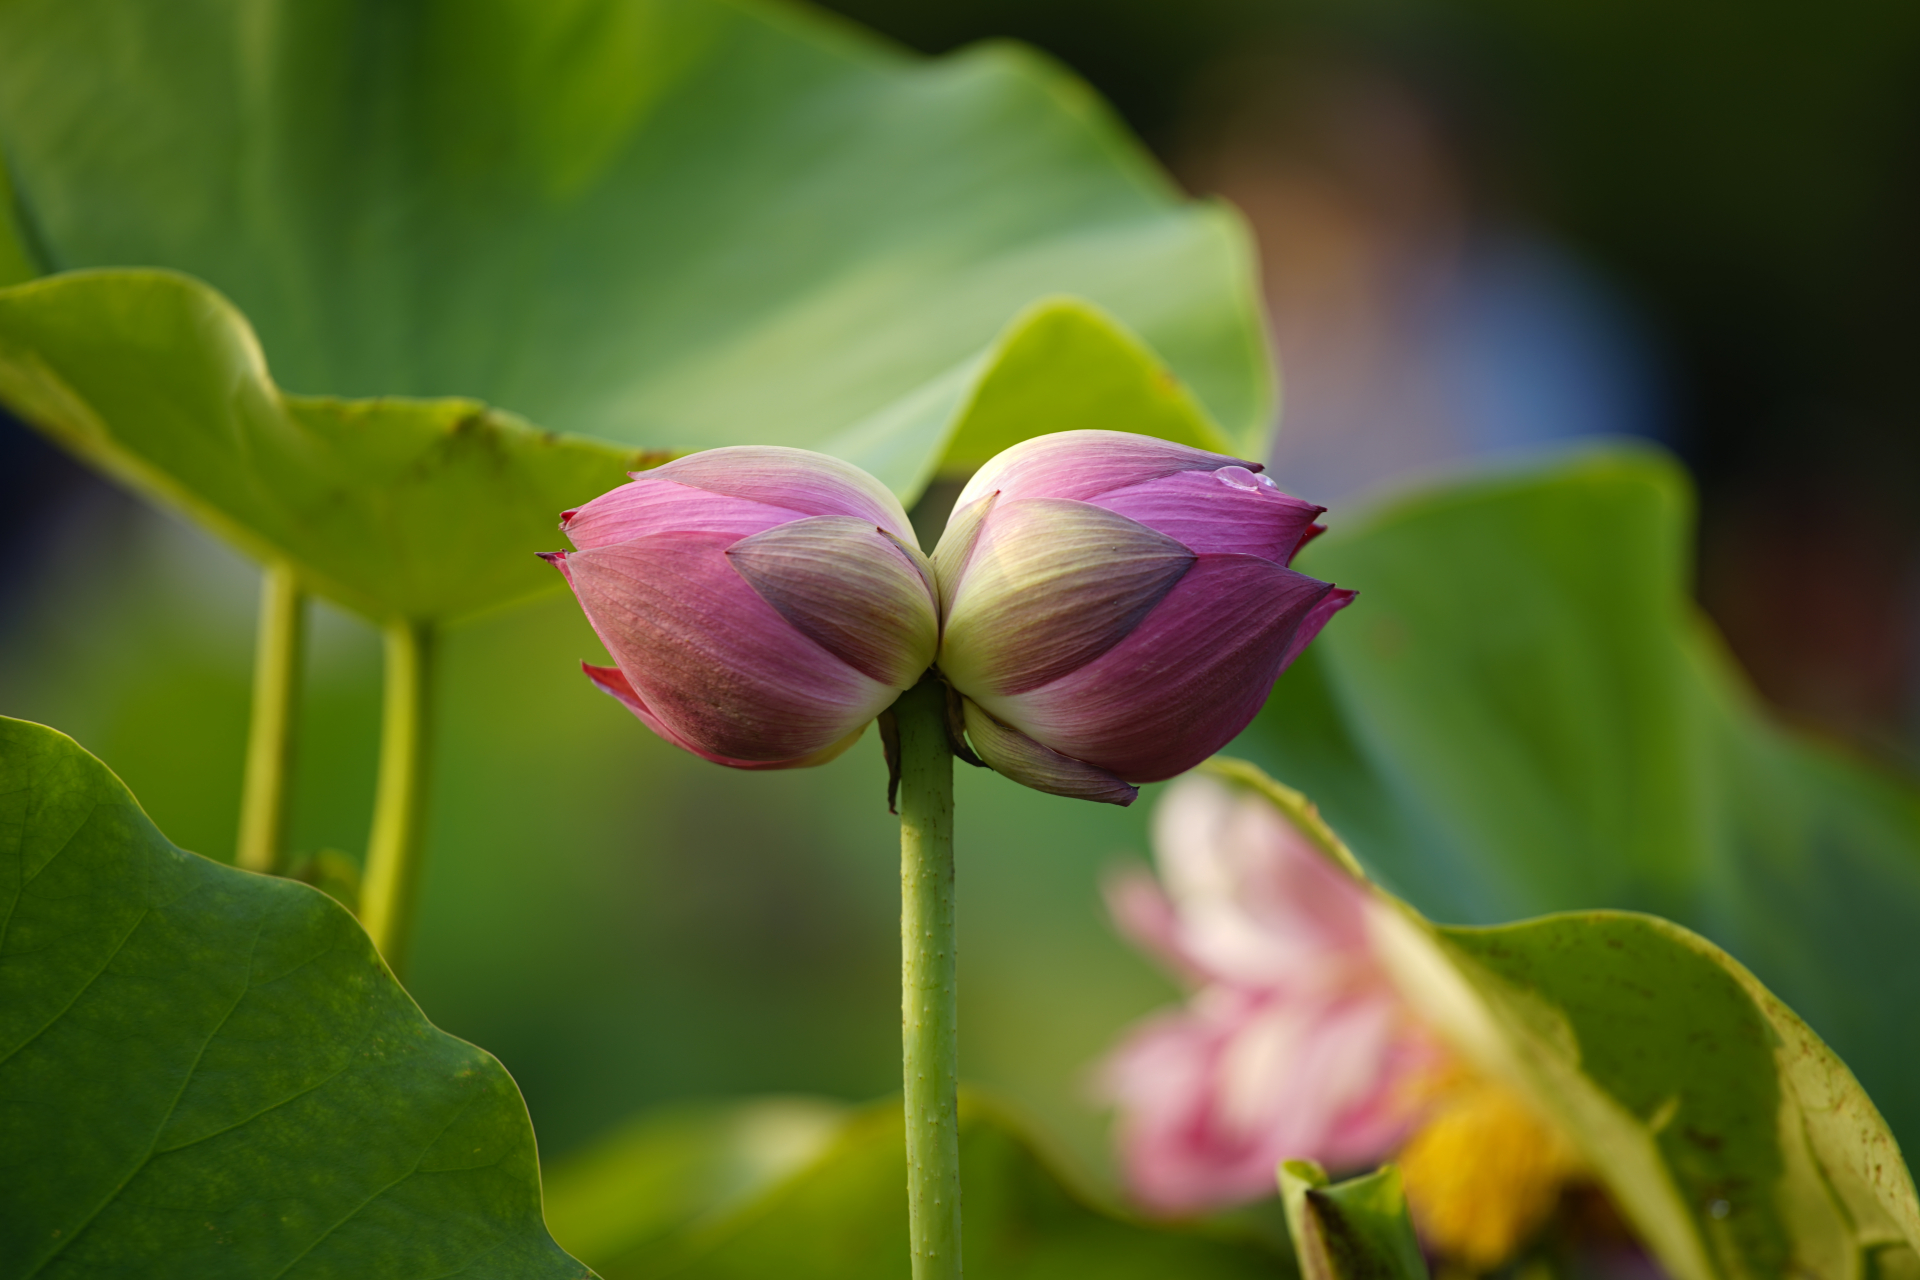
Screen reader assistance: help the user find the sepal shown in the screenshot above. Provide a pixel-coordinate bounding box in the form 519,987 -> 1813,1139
960,697 -> 1137,806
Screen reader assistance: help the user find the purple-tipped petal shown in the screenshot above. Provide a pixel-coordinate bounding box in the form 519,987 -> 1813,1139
1089,467 -> 1326,562
961,697 -> 1137,806
977,555 -> 1345,782
726,515 -> 939,689
938,499 -> 1193,698
955,430 -> 1252,510
563,477 -> 805,549
1280,587 -> 1356,669
652,446 -> 917,543
582,663 -> 866,769
563,530 -> 896,763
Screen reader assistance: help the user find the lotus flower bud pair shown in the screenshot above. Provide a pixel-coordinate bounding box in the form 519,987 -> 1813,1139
546,432 -> 1352,802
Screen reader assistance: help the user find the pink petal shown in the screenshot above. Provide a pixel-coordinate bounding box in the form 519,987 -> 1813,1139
652,446 -> 917,543
563,530 -> 895,763
581,664 -> 865,770
1088,467 -> 1325,562
563,477 -> 806,549
1240,995 -> 1411,1163
1102,988 -> 1303,1213
960,696 -> 1137,806
1150,774 -> 1376,986
1318,1014 -> 1450,1169
938,499 -> 1192,697
980,555 -> 1343,781
1101,988 -> 1433,1214
1101,1004 -> 1251,1212
1101,864 -> 1209,982
727,515 -> 938,689
955,430 -> 1253,510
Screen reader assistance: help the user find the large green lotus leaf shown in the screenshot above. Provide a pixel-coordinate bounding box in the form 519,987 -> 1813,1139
0,270 -> 649,622
558,1094 -> 1288,1279
0,0 -> 1266,496
0,716 -> 589,1278
0,268 -> 1236,622
1241,449 -> 1920,1156
1211,759 -> 1920,1280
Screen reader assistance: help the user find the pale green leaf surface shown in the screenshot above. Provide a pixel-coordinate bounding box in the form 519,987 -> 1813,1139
0,0 -> 1267,501
566,1094 -> 1288,1279
0,716 -> 588,1278
0,270 -> 649,622
1428,915 -> 1919,1280
1241,449 -> 1920,1154
1211,759 -> 1920,1280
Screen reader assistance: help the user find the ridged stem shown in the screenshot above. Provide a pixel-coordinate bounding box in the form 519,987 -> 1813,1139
896,675 -> 961,1279
358,619 -> 436,977
236,562 -> 306,874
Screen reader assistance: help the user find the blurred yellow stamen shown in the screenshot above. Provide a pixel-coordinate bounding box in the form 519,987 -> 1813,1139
1397,1078 -> 1580,1272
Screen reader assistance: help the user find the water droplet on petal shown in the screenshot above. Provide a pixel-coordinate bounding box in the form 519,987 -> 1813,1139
1214,465 -> 1265,492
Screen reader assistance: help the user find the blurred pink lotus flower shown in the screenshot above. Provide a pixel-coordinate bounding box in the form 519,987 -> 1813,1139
932,431 -> 1353,806
544,446 -> 938,769
1098,772 -> 1442,1214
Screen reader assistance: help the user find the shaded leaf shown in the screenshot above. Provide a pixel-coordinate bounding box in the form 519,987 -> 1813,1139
1210,758 -> 1920,1280
0,716 -> 587,1278
1243,448 -> 1920,1155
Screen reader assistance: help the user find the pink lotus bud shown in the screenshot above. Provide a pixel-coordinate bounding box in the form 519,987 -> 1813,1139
931,431 -> 1353,804
545,447 -> 939,768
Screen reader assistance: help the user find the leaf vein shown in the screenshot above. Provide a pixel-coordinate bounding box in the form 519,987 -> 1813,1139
149,995 -> 380,1158
0,789 -> 100,962
23,908 -> 267,1277
265,1089 -> 486,1280
0,902 -> 150,1069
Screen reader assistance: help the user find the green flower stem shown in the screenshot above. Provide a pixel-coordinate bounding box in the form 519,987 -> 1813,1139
359,618 -> 436,977
896,674 -> 962,1280
235,561 -> 306,874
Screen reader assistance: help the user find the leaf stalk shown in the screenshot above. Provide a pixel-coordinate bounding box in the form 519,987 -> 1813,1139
236,561 -> 306,874
359,618 -> 436,977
